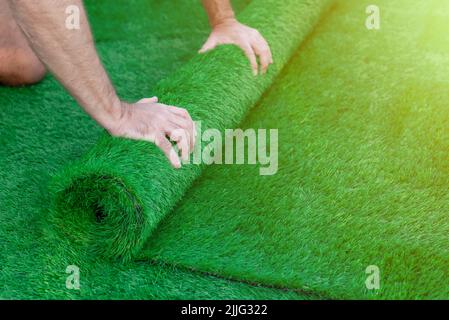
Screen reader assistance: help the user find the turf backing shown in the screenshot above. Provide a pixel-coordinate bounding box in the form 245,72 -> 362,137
0,0 -> 311,299
140,0 -> 449,299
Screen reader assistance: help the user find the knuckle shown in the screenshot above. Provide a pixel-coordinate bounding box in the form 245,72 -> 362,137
251,29 -> 259,36
182,121 -> 190,129
261,47 -> 270,54
172,127 -> 186,138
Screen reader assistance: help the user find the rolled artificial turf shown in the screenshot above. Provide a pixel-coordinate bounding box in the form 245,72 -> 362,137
49,0 -> 332,261
142,0 -> 449,299
3,0 -> 448,300
2,0 -> 313,299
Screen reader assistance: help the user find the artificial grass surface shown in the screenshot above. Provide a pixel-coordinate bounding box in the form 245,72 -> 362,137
1,0 -> 448,300
141,0 -> 449,299
50,0 -> 331,261
0,0 -> 312,299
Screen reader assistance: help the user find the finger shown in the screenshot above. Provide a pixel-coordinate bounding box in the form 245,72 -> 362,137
169,128 -> 190,162
242,44 -> 258,76
154,135 -> 181,169
264,38 -> 274,64
199,36 -> 218,54
170,106 -> 191,120
138,97 -> 158,104
169,107 -> 195,150
252,38 -> 272,74
168,116 -> 195,153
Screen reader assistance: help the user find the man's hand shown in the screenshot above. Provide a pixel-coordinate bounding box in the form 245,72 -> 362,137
107,98 -> 196,169
200,0 -> 273,75
8,0 -> 195,169
199,19 -> 273,76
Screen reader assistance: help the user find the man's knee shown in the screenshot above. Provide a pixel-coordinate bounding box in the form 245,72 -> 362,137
0,48 -> 46,86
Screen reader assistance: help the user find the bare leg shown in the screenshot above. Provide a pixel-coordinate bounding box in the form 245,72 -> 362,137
0,0 -> 45,86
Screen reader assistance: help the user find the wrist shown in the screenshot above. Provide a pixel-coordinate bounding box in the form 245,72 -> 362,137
95,97 -> 126,134
211,17 -> 237,28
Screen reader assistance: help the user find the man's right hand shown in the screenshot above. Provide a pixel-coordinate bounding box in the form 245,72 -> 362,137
107,97 -> 196,169
6,1 -> 195,169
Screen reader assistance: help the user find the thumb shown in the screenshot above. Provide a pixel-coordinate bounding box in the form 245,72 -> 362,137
199,37 -> 217,54
138,96 -> 158,104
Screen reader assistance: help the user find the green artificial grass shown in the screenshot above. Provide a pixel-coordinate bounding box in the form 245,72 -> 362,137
141,0 -> 449,299
0,0 -> 312,299
2,0 -> 448,300
49,0 -> 331,262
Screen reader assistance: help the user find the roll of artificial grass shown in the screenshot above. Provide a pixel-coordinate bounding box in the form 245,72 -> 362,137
50,0 -> 332,261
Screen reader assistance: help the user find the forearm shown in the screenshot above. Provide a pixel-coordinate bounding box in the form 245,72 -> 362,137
202,0 -> 236,27
7,0 -> 121,128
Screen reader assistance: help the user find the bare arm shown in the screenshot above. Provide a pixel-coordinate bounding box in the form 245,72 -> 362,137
8,0 -> 120,127
202,0 -> 235,27
7,0 -> 194,168
200,0 -> 273,75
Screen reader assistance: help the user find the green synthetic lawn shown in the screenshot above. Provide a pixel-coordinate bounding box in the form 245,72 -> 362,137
141,0 -> 449,299
49,0 -> 330,261
1,0 -> 449,300
0,0 -> 313,299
